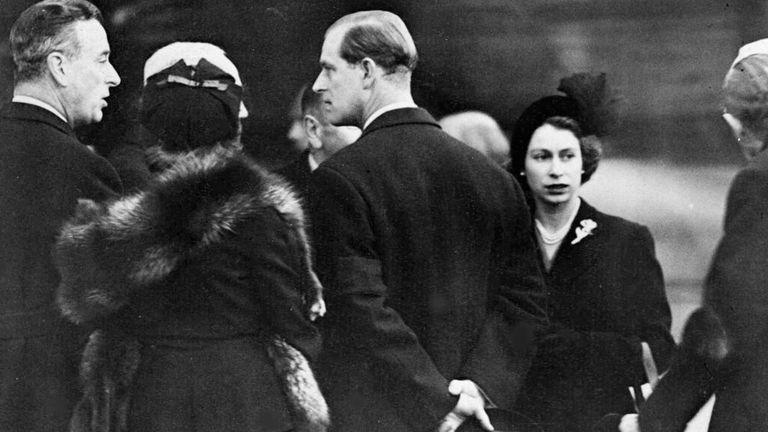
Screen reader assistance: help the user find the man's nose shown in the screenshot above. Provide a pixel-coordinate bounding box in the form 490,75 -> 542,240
106,62 -> 120,87
312,73 -> 326,93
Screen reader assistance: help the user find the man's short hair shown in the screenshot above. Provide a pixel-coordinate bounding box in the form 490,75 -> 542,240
10,0 -> 102,83
300,85 -> 325,120
724,53 -> 768,132
329,10 -> 418,74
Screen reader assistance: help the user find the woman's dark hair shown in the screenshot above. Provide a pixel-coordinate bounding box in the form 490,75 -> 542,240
10,0 -> 102,83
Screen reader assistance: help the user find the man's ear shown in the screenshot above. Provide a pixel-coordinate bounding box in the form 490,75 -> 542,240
46,51 -> 69,86
303,114 -> 323,150
360,57 -> 377,89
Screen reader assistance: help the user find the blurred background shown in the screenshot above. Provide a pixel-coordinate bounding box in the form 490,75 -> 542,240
3,1 -> 765,428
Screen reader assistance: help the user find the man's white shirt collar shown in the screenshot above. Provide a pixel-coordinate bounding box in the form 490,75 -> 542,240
363,101 -> 417,130
12,95 -> 68,124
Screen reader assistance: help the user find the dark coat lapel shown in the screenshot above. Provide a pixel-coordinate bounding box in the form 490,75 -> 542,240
547,199 -> 603,284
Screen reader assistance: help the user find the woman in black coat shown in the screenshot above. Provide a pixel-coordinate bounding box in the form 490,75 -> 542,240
53,42 -> 328,432
620,39 -> 768,432
509,74 -> 676,432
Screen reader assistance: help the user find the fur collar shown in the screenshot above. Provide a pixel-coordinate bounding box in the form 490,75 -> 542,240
56,145 -> 314,324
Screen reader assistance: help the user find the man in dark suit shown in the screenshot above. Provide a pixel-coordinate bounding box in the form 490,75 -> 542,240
0,1 -> 122,431
309,10 -> 547,432
278,85 -> 360,196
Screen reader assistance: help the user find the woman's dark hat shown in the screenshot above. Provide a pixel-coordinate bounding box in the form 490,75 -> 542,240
140,42 -> 246,152
508,73 -> 619,181
456,408 -> 543,432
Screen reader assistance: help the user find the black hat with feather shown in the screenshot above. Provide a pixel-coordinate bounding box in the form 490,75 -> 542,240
508,73 -> 620,187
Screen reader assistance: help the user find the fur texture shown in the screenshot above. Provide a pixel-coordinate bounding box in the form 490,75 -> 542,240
56,145 -> 328,432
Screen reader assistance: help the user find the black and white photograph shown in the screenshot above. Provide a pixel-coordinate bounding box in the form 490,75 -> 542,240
1,1 -> 766,431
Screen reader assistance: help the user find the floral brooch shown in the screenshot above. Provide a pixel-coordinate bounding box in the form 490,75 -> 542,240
571,219 -> 597,245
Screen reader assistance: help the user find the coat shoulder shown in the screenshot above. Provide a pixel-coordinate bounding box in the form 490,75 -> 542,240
55,147 -> 305,324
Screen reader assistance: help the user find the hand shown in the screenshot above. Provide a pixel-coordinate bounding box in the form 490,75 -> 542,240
437,380 -> 493,432
308,271 -> 326,321
619,414 -> 640,432
438,411 -> 465,432
309,296 -> 326,321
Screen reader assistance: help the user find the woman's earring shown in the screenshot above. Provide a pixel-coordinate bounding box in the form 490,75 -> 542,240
519,172 -> 525,176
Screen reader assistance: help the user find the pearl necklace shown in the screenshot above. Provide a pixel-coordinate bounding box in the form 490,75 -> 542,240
535,219 -> 570,245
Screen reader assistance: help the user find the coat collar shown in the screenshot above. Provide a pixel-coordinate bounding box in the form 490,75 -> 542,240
360,107 -> 440,138
56,146 -> 310,323
2,101 -> 74,137
543,198 -> 604,282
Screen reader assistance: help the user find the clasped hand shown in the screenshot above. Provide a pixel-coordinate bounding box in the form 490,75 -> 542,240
437,380 -> 494,432
619,413 -> 639,432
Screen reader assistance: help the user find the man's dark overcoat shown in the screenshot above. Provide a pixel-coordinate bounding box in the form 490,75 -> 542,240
277,149 -> 313,198
639,149 -> 768,432
0,102 -> 121,432
309,108 -> 547,432
515,200 -> 675,432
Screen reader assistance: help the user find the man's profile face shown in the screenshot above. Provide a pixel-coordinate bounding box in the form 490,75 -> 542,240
312,26 -> 365,127
62,19 -> 120,127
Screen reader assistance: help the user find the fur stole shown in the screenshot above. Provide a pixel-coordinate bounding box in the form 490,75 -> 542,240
55,145 -> 328,432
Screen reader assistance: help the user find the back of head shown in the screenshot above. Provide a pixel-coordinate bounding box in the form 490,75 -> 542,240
140,42 -> 247,152
300,84 -> 326,122
10,0 -> 101,83
330,10 -> 418,75
440,111 -> 510,166
724,52 -> 768,132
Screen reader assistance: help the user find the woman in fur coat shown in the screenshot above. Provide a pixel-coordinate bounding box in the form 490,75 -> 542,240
54,42 -> 328,432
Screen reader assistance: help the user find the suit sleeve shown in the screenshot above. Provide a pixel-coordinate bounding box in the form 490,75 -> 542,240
458,178 -> 548,408
309,166 -> 457,431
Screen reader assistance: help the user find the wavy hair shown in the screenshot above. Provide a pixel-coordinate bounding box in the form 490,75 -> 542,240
329,10 -> 418,75
10,0 -> 102,83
